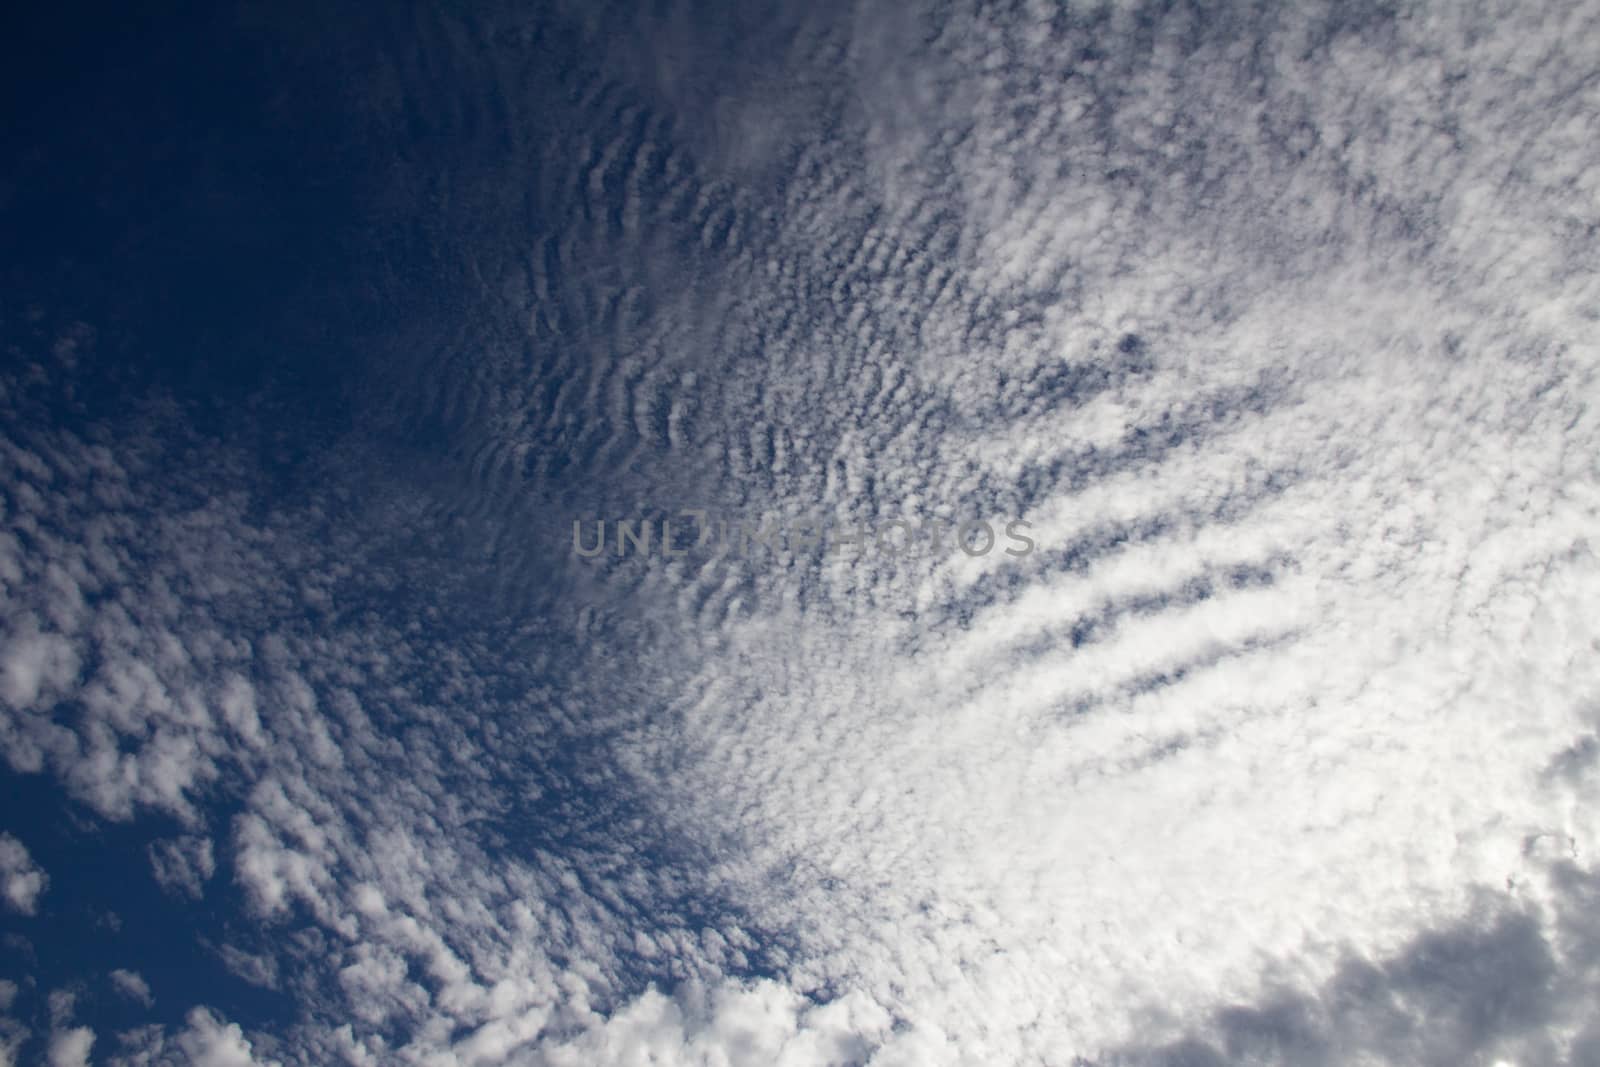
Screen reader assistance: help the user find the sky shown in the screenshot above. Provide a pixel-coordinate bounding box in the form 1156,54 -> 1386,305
2,0 -> 1599,1064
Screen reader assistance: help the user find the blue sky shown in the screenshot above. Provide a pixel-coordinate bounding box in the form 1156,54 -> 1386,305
3,0 -> 1600,1064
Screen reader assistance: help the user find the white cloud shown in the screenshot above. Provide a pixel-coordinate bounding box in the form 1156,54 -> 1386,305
0,621 -> 79,712
109,969 -> 154,1009
173,1009 -> 278,1067
106,1008 -> 280,1067
0,835 -> 46,916
533,980 -> 894,1067
539,0 -> 1600,1059
47,1026 -> 93,1067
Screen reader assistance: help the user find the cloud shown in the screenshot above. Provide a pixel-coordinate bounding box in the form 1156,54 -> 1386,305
172,1009 -> 280,1067
0,327 -> 754,1062
0,835 -> 47,916
528,0 -> 1600,1060
0,621 -> 79,711
532,979 -> 894,1067
2,0 -> 1598,1063
109,970 -> 154,1009
207,944 -> 280,992
147,835 -> 215,900
46,1026 -> 93,1067
1103,856 -> 1600,1067
107,1008 -> 281,1067
0,985 -> 23,1067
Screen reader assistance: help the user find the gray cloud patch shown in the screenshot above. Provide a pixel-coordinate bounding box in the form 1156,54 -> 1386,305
1108,859 -> 1600,1066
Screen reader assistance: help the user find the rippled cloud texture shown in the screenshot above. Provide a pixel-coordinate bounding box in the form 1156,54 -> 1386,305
2,0 -> 1599,1063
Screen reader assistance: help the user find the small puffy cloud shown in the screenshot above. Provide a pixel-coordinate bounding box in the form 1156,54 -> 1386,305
0,835 -> 46,915
536,980 -> 895,1067
0,985 -> 22,1067
174,1008 -> 279,1067
104,1008 -> 279,1067
147,836 -> 214,900
110,969 -> 154,1008
209,944 -> 280,991
47,1026 -> 93,1067
0,621 -> 80,712
46,990 -> 76,1027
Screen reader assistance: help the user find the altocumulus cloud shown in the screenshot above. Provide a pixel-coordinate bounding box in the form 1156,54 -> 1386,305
0,834 -> 47,916
2,0 -> 1599,1063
